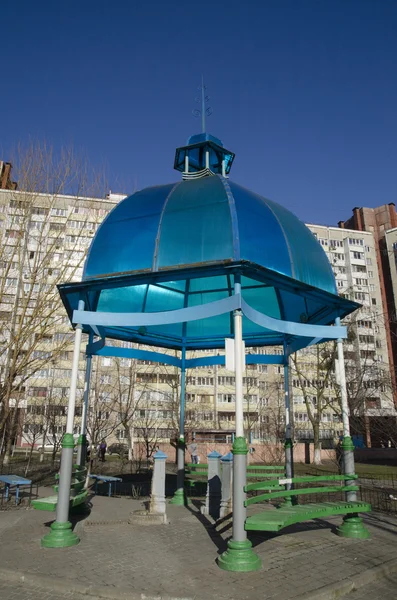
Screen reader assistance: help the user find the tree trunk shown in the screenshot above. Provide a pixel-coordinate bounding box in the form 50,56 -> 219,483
125,424 -> 134,461
3,409 -> 18,466
313,424 -> 322,465
25,443 -> 35,476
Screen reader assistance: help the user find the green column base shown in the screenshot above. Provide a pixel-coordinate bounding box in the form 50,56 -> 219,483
336,515 -> 370,540
41,521 -> 80,548
218,539 -> 262,572
279,496 -> 293,508
169,488 -> 190,506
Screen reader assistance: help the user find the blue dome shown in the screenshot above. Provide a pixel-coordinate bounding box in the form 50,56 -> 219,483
84,176 -> 336,295
59,145 -> 357,351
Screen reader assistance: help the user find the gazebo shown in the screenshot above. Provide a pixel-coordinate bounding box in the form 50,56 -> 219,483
42,130 -> 359,571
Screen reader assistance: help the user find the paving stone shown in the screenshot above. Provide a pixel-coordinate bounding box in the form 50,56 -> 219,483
1,496 -> 397,599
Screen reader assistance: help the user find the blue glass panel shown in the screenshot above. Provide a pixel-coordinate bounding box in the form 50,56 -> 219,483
189,275 -> 230,293
84,184 -> 174,279
144,284 -> 184,337
228,182 -> 293,279
262,198 -> 337,294
156,177 -> 233,269
97,285 -> 147,313
186,290 -> 231,338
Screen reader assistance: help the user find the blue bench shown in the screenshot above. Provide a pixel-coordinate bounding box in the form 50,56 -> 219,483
0,475 -> 32,505
90,474 -> 122,497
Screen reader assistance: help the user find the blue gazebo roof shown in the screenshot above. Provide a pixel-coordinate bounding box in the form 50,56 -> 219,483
58,134 -> 358,351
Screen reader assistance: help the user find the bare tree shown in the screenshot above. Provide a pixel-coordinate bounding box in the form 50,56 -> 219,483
0,142 -> 109,464
291,343 -> 337,465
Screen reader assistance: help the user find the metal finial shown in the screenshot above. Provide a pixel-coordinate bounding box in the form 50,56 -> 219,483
192,75 -> 212,132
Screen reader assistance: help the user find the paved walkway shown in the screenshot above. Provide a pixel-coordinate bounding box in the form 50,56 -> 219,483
1,493 -> 397,599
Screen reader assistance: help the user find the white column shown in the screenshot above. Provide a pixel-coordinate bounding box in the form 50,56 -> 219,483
66,299 -> 84,434
335,317 -> 356,502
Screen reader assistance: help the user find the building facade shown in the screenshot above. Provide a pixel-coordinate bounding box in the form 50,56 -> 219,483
0,165 -> 395,455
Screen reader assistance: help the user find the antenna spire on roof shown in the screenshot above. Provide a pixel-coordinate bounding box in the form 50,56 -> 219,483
192,75 -> 212,132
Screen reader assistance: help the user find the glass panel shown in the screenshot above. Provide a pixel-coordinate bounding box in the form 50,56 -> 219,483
261,197 -> 337,294
84,184 -> 174,278
143,284 -> 184,337
97,285 -> 147,313
157,177 -> 233,269
189,275 -> 230,293
186,290 -> 231,339
229,182 -> 292,278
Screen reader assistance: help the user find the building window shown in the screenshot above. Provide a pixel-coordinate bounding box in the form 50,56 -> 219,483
218,394 -> 235,403
354,292 -> 367,301
352,251 -> 364,260
51,208 -> 67,217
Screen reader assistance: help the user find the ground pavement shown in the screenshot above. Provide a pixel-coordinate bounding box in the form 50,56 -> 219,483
1,492 -> 397,600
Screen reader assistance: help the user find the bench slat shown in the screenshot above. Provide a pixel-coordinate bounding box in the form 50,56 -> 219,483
245,473 -> 358,492
247,465 -> 284,471
245,500 -> 371,531
245,485 -> 360,507
31,490 -> 88,512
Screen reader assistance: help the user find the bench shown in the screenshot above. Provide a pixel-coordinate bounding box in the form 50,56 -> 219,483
184,463 -> 208,495
244,474 -> 371,537
32,465 -> 88,512
0,475 -> 32,505
90,474 -> 122,497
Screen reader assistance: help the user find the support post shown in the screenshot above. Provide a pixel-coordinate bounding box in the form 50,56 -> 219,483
334,317 -> 369,540
76,336 -> 93,467
218,276 -> 261,571
150,450 -> 168,520
220,452 -> 233,519
283,345 -> 294,506
170,346 -> 187,505
205,150 -> 210,169
41,299 -> 84,548
201,450 -> 222,519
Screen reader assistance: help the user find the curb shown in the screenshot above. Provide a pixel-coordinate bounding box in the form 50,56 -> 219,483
1,558 -> 397,600
0,568 -> 194,600
293,557 -> 397,600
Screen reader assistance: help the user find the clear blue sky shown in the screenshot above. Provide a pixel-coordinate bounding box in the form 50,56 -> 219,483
1,0 -> 396,226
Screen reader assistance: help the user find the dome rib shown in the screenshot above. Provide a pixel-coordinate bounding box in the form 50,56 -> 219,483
220,176 -> 241,261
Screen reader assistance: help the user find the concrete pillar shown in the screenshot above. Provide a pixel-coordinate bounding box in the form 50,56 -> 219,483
150,450 -> 167,517
335,317 -> 369,540
201,450 -> 222,519
170,347 -> 187,506
76,342 -> 93,467
41,299 -> 84,548
218,276 -> 261,571
283,348 -> 294,506
220,452 -> 233,519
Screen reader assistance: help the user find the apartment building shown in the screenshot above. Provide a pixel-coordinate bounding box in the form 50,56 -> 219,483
339,204 -> 397,399
0,164 -> 395,452
307,223 -> 395,446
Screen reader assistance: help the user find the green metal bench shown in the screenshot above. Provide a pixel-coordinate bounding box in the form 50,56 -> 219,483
32,465 -> 88,512
184,463 -> 208,495
246,464 -> 285,480
244,474 -> 371,539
